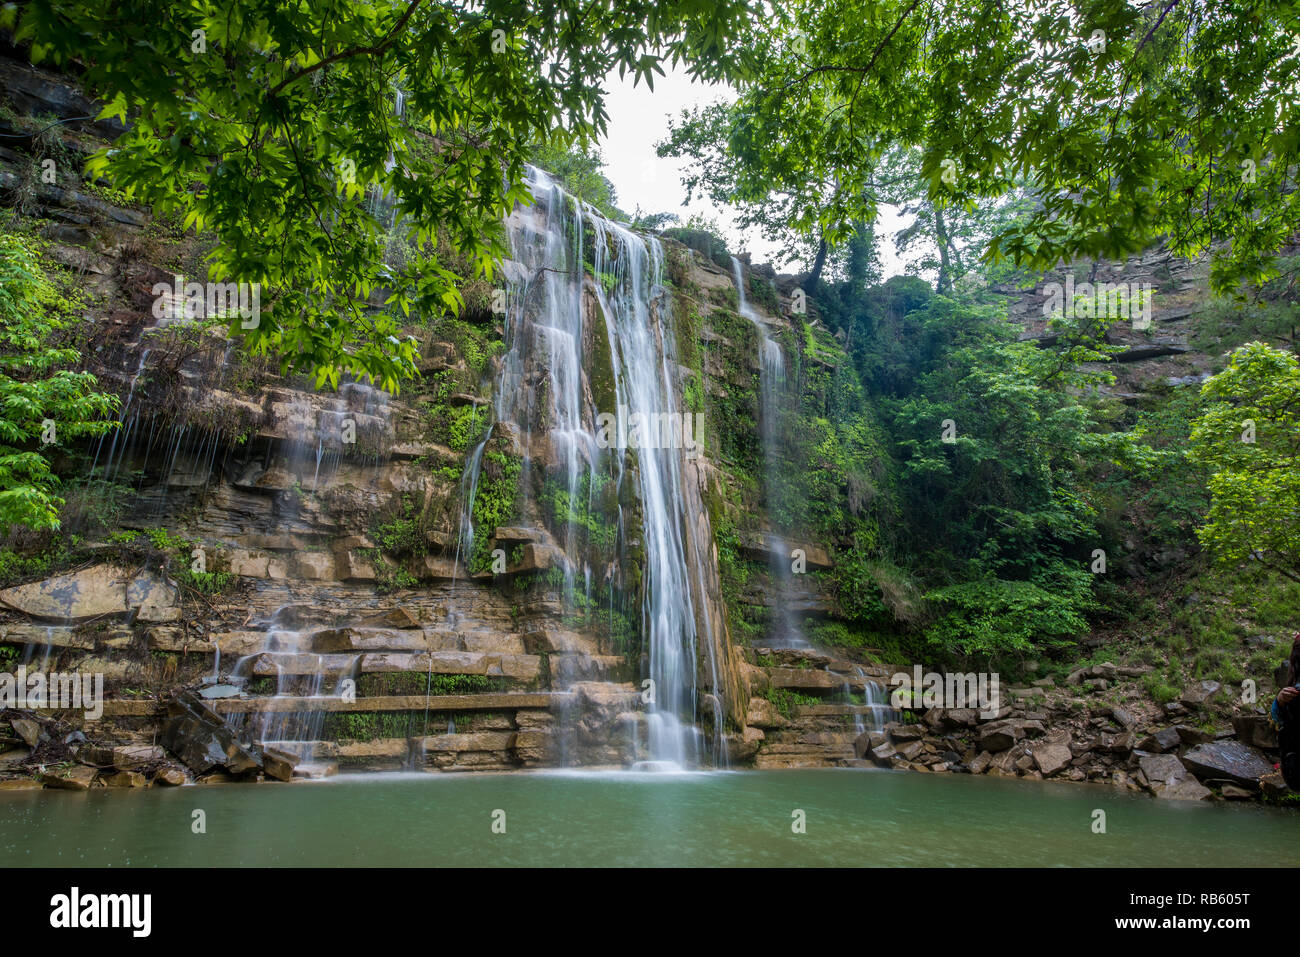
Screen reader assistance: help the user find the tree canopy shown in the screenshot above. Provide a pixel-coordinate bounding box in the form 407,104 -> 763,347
8,0 -> 751,390
660,0 -> 1300,292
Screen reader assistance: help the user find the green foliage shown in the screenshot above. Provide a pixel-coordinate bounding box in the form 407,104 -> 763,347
1189,342 -> 1300,584
0,234 -> 118,532
923,563 -> 1096,660
12,0 -> 750,388
657,0 -> 1300,297
468,449 -> 521,573
528,142 -> 624,219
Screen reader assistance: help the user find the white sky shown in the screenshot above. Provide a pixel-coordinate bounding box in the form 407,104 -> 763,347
597,65 -> 910,279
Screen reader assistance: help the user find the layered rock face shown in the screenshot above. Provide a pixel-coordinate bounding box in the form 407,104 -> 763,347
0,56 -> 767,776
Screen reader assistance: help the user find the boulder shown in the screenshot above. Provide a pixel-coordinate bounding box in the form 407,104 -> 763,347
1137,753 -> 1212,800
894,740 -> 924,761
0,564 -> 178,623
1231,714 -> 1278,750
102,770 -> 147,788
1136,727 -> 1181,753
40,765 -> 97,790
159,691 -> 262,776
1174,724 -> 1214,745
1181,741 -> 1273,789
1156,776 -> 1213,801
1031,742 -> 1073,776
968,750 -> 993,774
977,725 -> 1017,752
1108,706 -> 1137,729
1180,680 -> 1221,707
153,767 -> 187,786
869,743 -> 896,766
887,723 -> 926,742
10,718 -> 40,748
1138,753 -> 1188,787
261,747 -> 298,783
1098,731 -> 1136,754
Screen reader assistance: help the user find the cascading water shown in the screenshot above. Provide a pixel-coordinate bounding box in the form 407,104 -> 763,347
731,256 -> 807,649
455,167 -> 722,768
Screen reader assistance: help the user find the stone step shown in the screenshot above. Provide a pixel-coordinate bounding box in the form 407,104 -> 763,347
243,651 -> 540,682
767,669 -> 879,692
752,647 -> 894,678
256,740 -> 339,759
793,703 -> 897,718
208,692 -> 570,715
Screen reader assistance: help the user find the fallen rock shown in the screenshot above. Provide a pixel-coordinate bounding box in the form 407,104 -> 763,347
102,770 -> 147,788
1180,680 -> 1221,707
40,765 -> 97,790
1231,714 -> 1278,750
159,691 -> 262,776
261,747 -> 299,783
154,767 -> 187,786
1109,706 -> 1137,729
1181,741 -> 1273,789
1156,776 -> 1213,801
0,564 -> 178,623
1031,742 -> 1073,776
887,723 -> 926,742
1138,752 -> 1188,787
1136,727 -> 1181,753
10,718 -> 40,748
1137,753 -> 1212,800
1174,724 -> 1214,745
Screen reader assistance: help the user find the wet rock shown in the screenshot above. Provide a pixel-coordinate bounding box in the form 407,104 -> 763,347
102,770 -> 147,788
1031,742 -> 1073,776
159,691 -> 262,776
40,765 -> 97,790
1137,753 -> 1212,800
887,723 -> 925,742
869,743 -> 896,765
1182,741 -> 1273,789
1220,784 -> 1253,800
968,750 -> 993,774
261,747 -> 298,783
153,767 -> 187,786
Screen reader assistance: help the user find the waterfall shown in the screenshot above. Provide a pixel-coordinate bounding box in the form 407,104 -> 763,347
457,167 -> 721,767
731,257 -> 807,649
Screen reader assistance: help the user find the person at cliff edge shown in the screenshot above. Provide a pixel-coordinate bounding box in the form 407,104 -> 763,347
1272,634 -> 1300,789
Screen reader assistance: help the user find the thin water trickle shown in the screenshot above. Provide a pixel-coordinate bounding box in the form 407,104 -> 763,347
731,257 -> 807,649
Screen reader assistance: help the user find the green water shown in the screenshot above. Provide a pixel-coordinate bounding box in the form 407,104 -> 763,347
1,768 -> 1292,867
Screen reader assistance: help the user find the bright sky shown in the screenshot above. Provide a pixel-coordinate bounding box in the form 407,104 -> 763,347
597,66 -> 911,279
